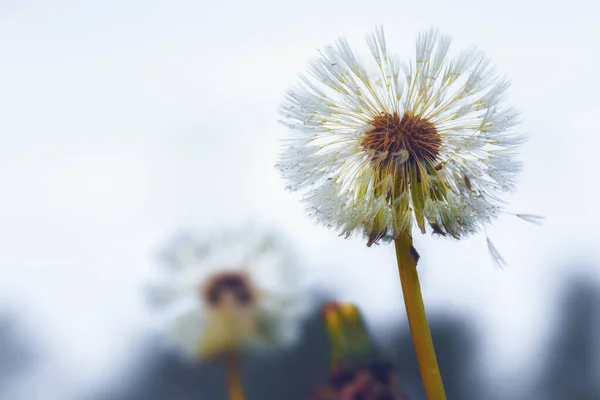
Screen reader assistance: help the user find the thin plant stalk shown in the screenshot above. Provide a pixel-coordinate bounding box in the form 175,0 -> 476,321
394,231 -> 446,400
225,352 -> 246,400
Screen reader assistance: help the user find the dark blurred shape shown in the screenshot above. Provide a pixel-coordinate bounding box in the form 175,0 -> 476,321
0,313 -> 36,395
310,362 -> 408,400
92,311 -> 330,400
101,347 -> 223,400
313,301 -> 410,400
64,272 -> 600,400
526,277 -> 600,400
90,307 -> 486,400
242,311 -> 330,400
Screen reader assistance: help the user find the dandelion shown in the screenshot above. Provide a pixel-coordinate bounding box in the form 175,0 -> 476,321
278,26 -> 525,246
308,302 -> 409,400
150,227 -> 309,400
278,26 -> 527,399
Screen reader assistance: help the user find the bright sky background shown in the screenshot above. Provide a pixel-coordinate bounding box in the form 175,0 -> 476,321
1,1 -> 599,399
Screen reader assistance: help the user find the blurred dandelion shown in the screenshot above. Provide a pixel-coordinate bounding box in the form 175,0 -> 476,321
149,226 -> 310,400
278,26 -> 528,399
308,302 -> 409,400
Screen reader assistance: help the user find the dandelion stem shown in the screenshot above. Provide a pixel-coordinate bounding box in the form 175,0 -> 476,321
394,231 -> 446,400
225,352 -> 246,400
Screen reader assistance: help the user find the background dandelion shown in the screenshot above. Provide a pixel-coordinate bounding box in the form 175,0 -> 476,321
147,226 -> 310,400
149,227 -> 309,360
0,1 -> 599,399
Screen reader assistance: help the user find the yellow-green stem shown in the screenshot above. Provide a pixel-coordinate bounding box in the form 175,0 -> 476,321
394,231 -> 446,400
225,352 -> 246,400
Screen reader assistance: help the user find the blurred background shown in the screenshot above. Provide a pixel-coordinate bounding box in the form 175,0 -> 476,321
0,1 -> 599,399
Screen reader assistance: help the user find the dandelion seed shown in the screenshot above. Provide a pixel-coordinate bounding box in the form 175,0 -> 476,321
515,213 -> 546,225
486,237 -> 508,269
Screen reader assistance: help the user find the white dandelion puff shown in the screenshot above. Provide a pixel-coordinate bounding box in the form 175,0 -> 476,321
278,26 -> 526,246
149,227 -> 310,361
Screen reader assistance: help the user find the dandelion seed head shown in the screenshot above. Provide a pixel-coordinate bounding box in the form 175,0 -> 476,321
278,26 -> 525,245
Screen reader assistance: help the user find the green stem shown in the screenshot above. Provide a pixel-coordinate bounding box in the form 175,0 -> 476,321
225,352 -> 246,400
394,231 -> 446,400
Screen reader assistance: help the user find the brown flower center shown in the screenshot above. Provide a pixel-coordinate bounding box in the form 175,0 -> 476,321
202,272 -> 255,306
362,112 -> 441,166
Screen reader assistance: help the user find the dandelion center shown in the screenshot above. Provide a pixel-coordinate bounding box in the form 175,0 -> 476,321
202,272 -> 255,306
362,112 -> 441,166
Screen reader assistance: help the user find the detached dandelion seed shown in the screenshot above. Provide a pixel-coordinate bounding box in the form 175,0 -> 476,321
515,213 -> 545,225
278,26 -> 527,399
